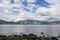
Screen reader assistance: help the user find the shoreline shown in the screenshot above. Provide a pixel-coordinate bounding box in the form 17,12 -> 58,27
0,24 -> 60,25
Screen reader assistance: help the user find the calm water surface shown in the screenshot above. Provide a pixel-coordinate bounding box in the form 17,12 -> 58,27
0,25 -> 60,36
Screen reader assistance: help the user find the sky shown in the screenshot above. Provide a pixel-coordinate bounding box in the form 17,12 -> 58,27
0,0 -> 60,22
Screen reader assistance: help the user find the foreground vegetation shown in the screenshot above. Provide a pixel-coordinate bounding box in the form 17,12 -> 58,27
0,32 -> 60,40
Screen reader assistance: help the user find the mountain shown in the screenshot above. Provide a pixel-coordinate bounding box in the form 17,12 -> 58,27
16,20 -> 49,24
0,19 -> 60,24
12,20 -> 60,24
0,20 -> 8,24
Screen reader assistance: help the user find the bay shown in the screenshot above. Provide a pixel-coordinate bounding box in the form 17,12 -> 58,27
0,25 -> 60,37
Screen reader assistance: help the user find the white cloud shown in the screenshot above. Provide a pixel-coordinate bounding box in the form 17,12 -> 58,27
36,7 -> 50,15
45,0 -> 60,4
0,0 -> 60,22
27,0 -> 36,3
35,0 -> 60,21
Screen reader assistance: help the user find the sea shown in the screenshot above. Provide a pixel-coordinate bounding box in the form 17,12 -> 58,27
0,25 -> 60,37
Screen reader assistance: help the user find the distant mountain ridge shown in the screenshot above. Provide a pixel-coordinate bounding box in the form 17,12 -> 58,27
0,19 -> 60,24
0,20 -> 8,24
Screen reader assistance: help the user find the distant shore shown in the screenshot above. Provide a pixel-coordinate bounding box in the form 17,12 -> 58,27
0,24 -> 60,25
